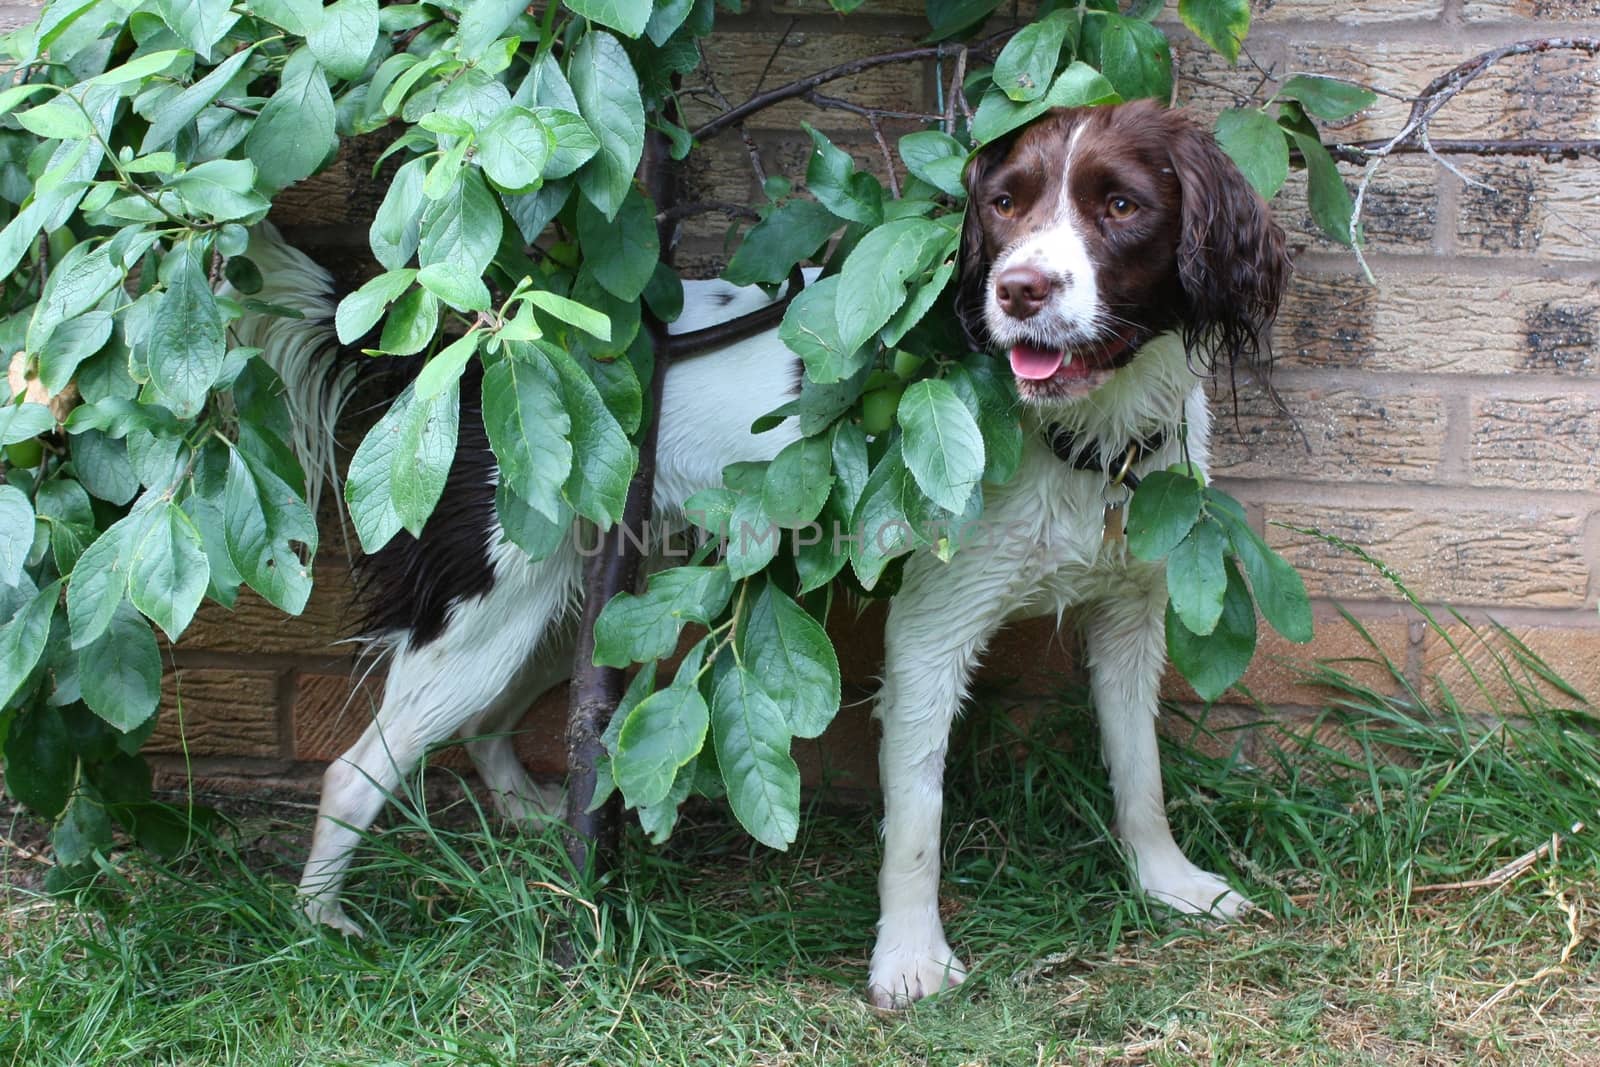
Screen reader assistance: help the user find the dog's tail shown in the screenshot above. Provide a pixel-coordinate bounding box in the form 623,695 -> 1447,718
223,223 -> 357,520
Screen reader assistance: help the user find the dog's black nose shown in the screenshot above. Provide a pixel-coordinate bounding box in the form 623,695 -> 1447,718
994,266 -> 1054,319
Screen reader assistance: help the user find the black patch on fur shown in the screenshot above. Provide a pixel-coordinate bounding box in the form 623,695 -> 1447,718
352,362 -> 499,648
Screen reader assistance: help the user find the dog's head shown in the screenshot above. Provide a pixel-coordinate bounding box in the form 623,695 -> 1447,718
956,100 -> 1289,405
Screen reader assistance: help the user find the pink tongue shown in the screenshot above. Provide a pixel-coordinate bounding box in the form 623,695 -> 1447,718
1009,344 -> 1066,380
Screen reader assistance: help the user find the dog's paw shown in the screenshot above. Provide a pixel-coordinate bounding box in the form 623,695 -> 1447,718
490,781 -> 564,827
867,940 -> 968,1008
300,896 -> 366,938
1140,859 -> 1251,920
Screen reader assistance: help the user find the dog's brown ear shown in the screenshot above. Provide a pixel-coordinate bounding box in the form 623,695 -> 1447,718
955,138 -> 1012,349
1167,113 -> 1291,380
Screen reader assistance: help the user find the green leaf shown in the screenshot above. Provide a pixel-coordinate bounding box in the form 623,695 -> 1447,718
1178,0 -> 1249,63
53,787 -> 113,867
1096,14 -> 1172,102
926,0 -> 1000,39
413,332 -> 481,401
522,290 -> 610,343
87,49 -> 189,88
1166,557 -> 1257,702
1211,501 -> 1312,644
534,107 -> 600,179
835,217 -> 952,354
0,486 -> 34,588
948,356 -> 1022,484
2,702 -> 73,818
570,30 -> 645,221
1126,470 -> 1204,561
897,379 -> 984,514
1167,516 -> 1229,637
245,47 -> 337,192
1286,128 -> 1358,246
576,188 -> 659,301
564,0 -> 651,39
711,665 -> 800,850
544,342 -> 633,526
593,565 -> 733,667
66,516 -> 138,649
378,287 -> 440,355
308,0 -> 378,80
992,9 -> 1073,102
0,580 -> 58,709
147,242 -> 226,419
456,0 -> 529,55
155,0 -> 238,52
482,347 -> 573,522
419,167 -> 503,279
478,107 -> 554,192
805,126 -> 883,226
80,601 -> 161,732
223,447 -> 317,614
335,268 -> 417,345
742,585 -> 840,739
778,276 -> 865,385
0,403 -> 55,445
722,201 -> 839,287
761,434 -> 834,530
140,44 -> 256,154
897,131 -> 967,198
169,158 -> 272,222
127,503 -> 209,642
389,381 -> 459,537
726,492 -> 780,581
370,157 -> 427,270
613,681 -> 709,808
1214,107 -> 1290,199
417,263 -> 491,313
495,484 -> 571,562
1277,74 -> 1376,122
850,443 -> 919,589
970,61 -> 1118,144
15,97 -> 91,140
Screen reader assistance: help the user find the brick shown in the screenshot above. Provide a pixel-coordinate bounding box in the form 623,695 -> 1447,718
1210,384 -> 1445,484
1253,0 -> 1447,22
178,564 -> 358,657
1421,623 -> 1600,712
1469,393 -> 1600,492
1162,617 -> 1414,707
1263,501 -> 1592,608
1274,271 -> 1600,376
1278,158 -> 1439,253
1462,0 -> 1600,17
1456,157 -> 1600,263
148,668 -> 283,757
679,31 -> 934,133
1285,43 -> 1600,143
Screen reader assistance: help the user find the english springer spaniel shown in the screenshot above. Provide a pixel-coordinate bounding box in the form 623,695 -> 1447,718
239,100 -> 1288,1007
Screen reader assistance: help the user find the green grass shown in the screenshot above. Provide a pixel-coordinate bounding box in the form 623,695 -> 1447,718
3,614 -> 1599,1066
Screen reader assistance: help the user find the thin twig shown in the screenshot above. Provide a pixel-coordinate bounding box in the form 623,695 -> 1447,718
692,29 -> 1017,143
943,45 -> 968,136
1411,822 -> 1583,895
868,114 -> 899,198
655,200 -> 760,225
1326,137 -> 1600,163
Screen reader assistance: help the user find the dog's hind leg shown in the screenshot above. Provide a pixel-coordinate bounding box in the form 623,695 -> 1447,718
298,543 -> 581,936
1086,576 -> 1250,919
457,621 -> 575,826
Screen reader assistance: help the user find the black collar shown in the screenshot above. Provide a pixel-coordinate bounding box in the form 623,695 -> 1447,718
1043,424 -> 1169,491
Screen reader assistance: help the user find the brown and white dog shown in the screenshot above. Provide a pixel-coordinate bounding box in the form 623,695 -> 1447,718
237,100 -> 1288,1007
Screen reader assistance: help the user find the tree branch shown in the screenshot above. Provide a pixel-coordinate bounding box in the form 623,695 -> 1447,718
690,30 -> 1017,143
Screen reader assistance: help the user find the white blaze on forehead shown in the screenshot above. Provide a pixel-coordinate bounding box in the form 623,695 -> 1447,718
983,123 -> 1101,347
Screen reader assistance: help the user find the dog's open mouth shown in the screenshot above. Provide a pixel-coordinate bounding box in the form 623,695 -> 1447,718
1007,326 -> 1146,401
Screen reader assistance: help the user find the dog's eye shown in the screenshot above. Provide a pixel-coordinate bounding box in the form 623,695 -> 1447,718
1107,196 -> 1138,220
993,194 -> 1015,218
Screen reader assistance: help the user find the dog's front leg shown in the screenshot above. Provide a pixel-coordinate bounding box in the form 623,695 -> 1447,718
868,564 -> 1008,1008
1087,576 -> 1250,918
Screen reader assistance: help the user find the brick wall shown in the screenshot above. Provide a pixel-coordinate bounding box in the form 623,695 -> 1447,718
6,1 -> 1597,798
